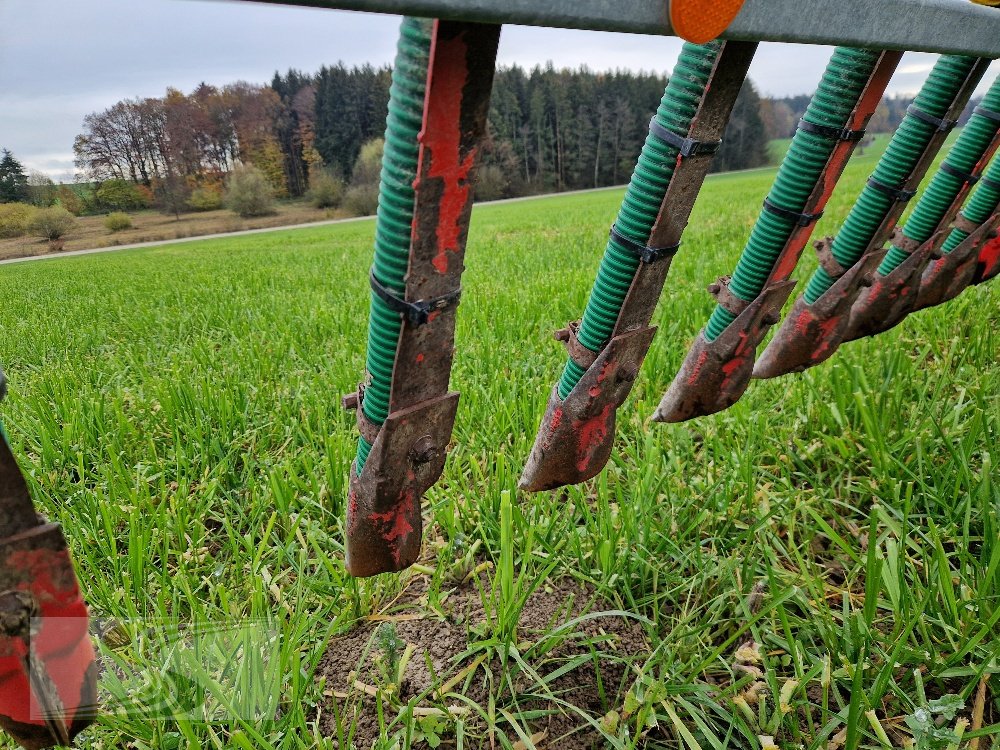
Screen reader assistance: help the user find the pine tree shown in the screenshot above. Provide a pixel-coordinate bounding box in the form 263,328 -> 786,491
0,149 -> 29,203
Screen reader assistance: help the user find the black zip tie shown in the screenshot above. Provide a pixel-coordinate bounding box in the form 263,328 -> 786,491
906,104 -> 958,133
761,197 -> 823,227
866,175 -> 917,203
369,269 -> 461,326
939,161 -> 981,186
648,117 -> 721,158
973,105 -> 1000,124
981,175 -> 1000,192
796,118 -> 866,142
609,224 -> 680,263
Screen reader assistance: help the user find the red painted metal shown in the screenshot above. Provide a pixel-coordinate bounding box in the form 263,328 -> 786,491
653,279 -> 796,422
519,327 -> 654,492
752,247 -> 885,378
0,392 -> 96,750
346,20 -> 500,577
843,231 -> 943,341
972,232 -> 1000,284
754,58 -> 990,379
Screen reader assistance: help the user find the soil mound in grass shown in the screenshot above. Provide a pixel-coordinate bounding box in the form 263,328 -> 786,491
316,575 -> 647,749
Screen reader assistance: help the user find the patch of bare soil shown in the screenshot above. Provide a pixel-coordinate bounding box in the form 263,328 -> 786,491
315,576 -> 648,749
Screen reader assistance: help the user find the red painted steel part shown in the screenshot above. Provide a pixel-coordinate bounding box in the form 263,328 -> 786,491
973,232 -> 1000,283
0,526 -> 97,750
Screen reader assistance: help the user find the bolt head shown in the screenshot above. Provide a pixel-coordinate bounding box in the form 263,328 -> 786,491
410,435 -> 439,465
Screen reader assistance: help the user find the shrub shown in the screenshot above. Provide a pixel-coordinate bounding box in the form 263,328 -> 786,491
224,165 -> 275,218
57,185 -> 84,216
342,185 -> 379,217
30,206 -> 75,240
307,170 -> 344,209
104,212 -> 133,232
95,179 -> 150,211
187,186 -> 223,212
341,140 -> 384,217
0,202 -> 37,238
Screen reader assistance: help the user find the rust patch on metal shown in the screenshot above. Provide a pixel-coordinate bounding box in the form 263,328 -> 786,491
844,233 -> 943,341
653,279 -> 796,422
346,393 -> 459,578
519,327 -> 654,492
753,247 -> 886,379
914,213 -> 1000,311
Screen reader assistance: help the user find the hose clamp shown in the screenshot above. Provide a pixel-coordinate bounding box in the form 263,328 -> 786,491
939,161 -> 981,186
906,104 -> 958,133
609,224 -> 680,264
761,197 -> 824,227
797,118 -> 866,142
866,175 -> 917,203
369,269 -> 461,326
648,117 -> 721,158
973,105 -> 1000,124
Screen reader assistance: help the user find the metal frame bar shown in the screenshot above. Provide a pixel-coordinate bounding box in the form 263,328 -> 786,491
238,0 -> 1000,57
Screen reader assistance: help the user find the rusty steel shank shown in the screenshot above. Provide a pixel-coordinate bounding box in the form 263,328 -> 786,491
518,40 -> 757,492
345,21 -> 500,577
0,367 -> 98,749
655,50 -> 901,421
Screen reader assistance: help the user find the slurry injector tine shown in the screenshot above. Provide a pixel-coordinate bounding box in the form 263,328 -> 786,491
344,19 -> 500,577
654,48 -> 901,422
754,56 -> 993,378
0,367 -> 97,749
518,40 -> 757,492
846,71 -> 1000,341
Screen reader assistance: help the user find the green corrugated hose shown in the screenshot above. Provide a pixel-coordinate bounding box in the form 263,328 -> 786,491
702,47 -> 883,340
356,17 -> 433,470
941,151 -> 1000,252
878,74 -> 1000,272
556,41 -> 723,400
801,56 -> 987,303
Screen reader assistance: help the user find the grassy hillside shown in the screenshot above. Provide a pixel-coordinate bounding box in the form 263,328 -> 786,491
0,145 -> 996,749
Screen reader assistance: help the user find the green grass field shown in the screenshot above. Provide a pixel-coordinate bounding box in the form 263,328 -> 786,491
0,140 -> 997,750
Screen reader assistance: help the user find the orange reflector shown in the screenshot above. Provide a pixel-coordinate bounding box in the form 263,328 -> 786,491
669,0 -> 748,43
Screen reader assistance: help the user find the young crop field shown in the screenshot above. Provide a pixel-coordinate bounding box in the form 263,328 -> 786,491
0,142 -> 996,750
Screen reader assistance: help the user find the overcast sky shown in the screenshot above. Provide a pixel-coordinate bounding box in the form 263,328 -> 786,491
1,0 -> 997,182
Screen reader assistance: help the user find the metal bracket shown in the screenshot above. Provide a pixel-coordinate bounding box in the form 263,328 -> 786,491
652,278 -> 796,422
752,247 -> 886,379
844,232 -> 943,341
519,327 -> 654,492
914,213 -> 1000,310
346,392 -> 459,577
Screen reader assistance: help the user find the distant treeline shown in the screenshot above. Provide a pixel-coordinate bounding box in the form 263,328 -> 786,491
71,63 -> 984,206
